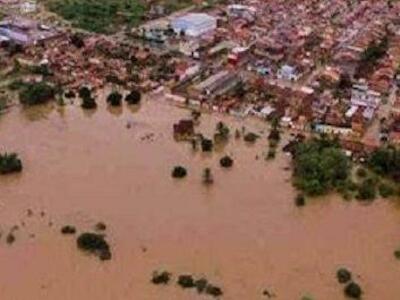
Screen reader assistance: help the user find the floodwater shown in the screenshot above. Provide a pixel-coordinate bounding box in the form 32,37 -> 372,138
0,97 -> 400,300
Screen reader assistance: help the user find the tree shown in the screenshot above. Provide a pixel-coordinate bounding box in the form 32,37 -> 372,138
202,168 -> 214,185
0,152 -> 23,174
356,179 -> 377,201
201,138 -> 213,152
220,155 -> 233,168
76,232 -> 111,261
79,86 -> 91,99
172,166 -> 187,178
293,137 -> 350,196
19,82 -> 55,105
125,89 -> 141,105
81,96 -> 97,109
107,91 -> 122,106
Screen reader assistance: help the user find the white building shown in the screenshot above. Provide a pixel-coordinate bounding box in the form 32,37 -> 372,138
171,13 -> 217,37
277,65 -> 299,81
351,82 -> 381,109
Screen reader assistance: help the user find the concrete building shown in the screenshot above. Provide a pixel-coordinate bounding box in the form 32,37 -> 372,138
171,13 -> 217,37
351,82 -> 381,109
277,65 -> 299,81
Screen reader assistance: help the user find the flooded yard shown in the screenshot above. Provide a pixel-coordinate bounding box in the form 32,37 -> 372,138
0,98 -> 400,299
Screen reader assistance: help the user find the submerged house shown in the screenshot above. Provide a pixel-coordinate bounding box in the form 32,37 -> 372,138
173,119 -> 195,140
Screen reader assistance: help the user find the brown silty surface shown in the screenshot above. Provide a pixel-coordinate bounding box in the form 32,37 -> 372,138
0,97 -> 400,299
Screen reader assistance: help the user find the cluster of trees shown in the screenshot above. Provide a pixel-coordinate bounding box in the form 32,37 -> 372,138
79,86 -> 97,109
0,152 -> 23,174
76,232 -> 111,261
47,0 -> 146,33
19,82 -> 55,105
356,36 -> 389,77
368,146 -> 400,183
293,136 -> 351,196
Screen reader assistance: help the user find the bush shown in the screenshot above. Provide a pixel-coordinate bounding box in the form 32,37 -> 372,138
61,225 -> 76,235
220,155 -> 233,168
125,90 -> 142,105
95,222 -> 107,231
194,278 -> 208,293
107,91 -> 123,106
81,96 -> 97,109
172,166 -> 187,178
356,179 -> 376,201
293,137 -> 350,196
201,139 -> 213,152
394,249 -> 400,260
378,183 -> 394,198
244,132 -> 259,143
78,86 -> 91,99
295,194 -> 305,207
177,275 -> 195,288
368,146 -> 400,182
337,268 -> 352,284
267,148 -> 276,160
64,90 -> 76,98
151,271 -> 171,285
76,232 -> 111,261
6,233 -> 15,245
344,282 -> 362,299
356,167 -> 367,178
0,153 -> 23,174
205,284 -> 223,297
19,82 -> 55,105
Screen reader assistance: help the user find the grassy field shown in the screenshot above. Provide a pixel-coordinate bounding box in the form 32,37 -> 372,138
41,0 -> 194,33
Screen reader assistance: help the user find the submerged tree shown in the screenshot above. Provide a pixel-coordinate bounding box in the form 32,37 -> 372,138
202,168 -> 214,185
0,152 -> 23,174
292,136 -> 350,196
19,82 -> 55,105
125,89 -> 142,105
107,91 -> 123,106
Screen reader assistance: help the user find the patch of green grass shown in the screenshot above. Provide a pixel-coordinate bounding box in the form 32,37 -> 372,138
45,0 -> 146,33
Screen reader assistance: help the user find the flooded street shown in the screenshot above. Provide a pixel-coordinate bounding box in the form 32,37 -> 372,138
0,98 -> 400,300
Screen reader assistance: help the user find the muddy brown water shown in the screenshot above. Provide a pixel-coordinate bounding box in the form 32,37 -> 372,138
0,98 -> 400,300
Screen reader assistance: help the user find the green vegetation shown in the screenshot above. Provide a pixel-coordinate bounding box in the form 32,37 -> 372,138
201,138 -> 213,152
356,36 -> 389,77
356,178 -> 377,201
214,121 -> 230,143
19,82 -> 55,105
295,194 -> 306,207
337,268 -> 352,284
107,91 -> 123,106
76,232 -> 111,261
243,132 -> 259,143
151,271 -> 171,285
79,86 -> 97,109
61,225 -> 77,235
172,166 -> 187,178
293,136 -> 351,196
220,155 -> 233,168
368,146 -> 400,183
46,0 -> 146,33
202,168 -> 214,185
344,282 -> 363,299
125,90 -> 141,105
0,153 -> 23,175
177,275 -> 195,288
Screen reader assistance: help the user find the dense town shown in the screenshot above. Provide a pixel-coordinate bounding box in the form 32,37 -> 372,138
1,0 -> 400,153
1,1 -> 400,299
